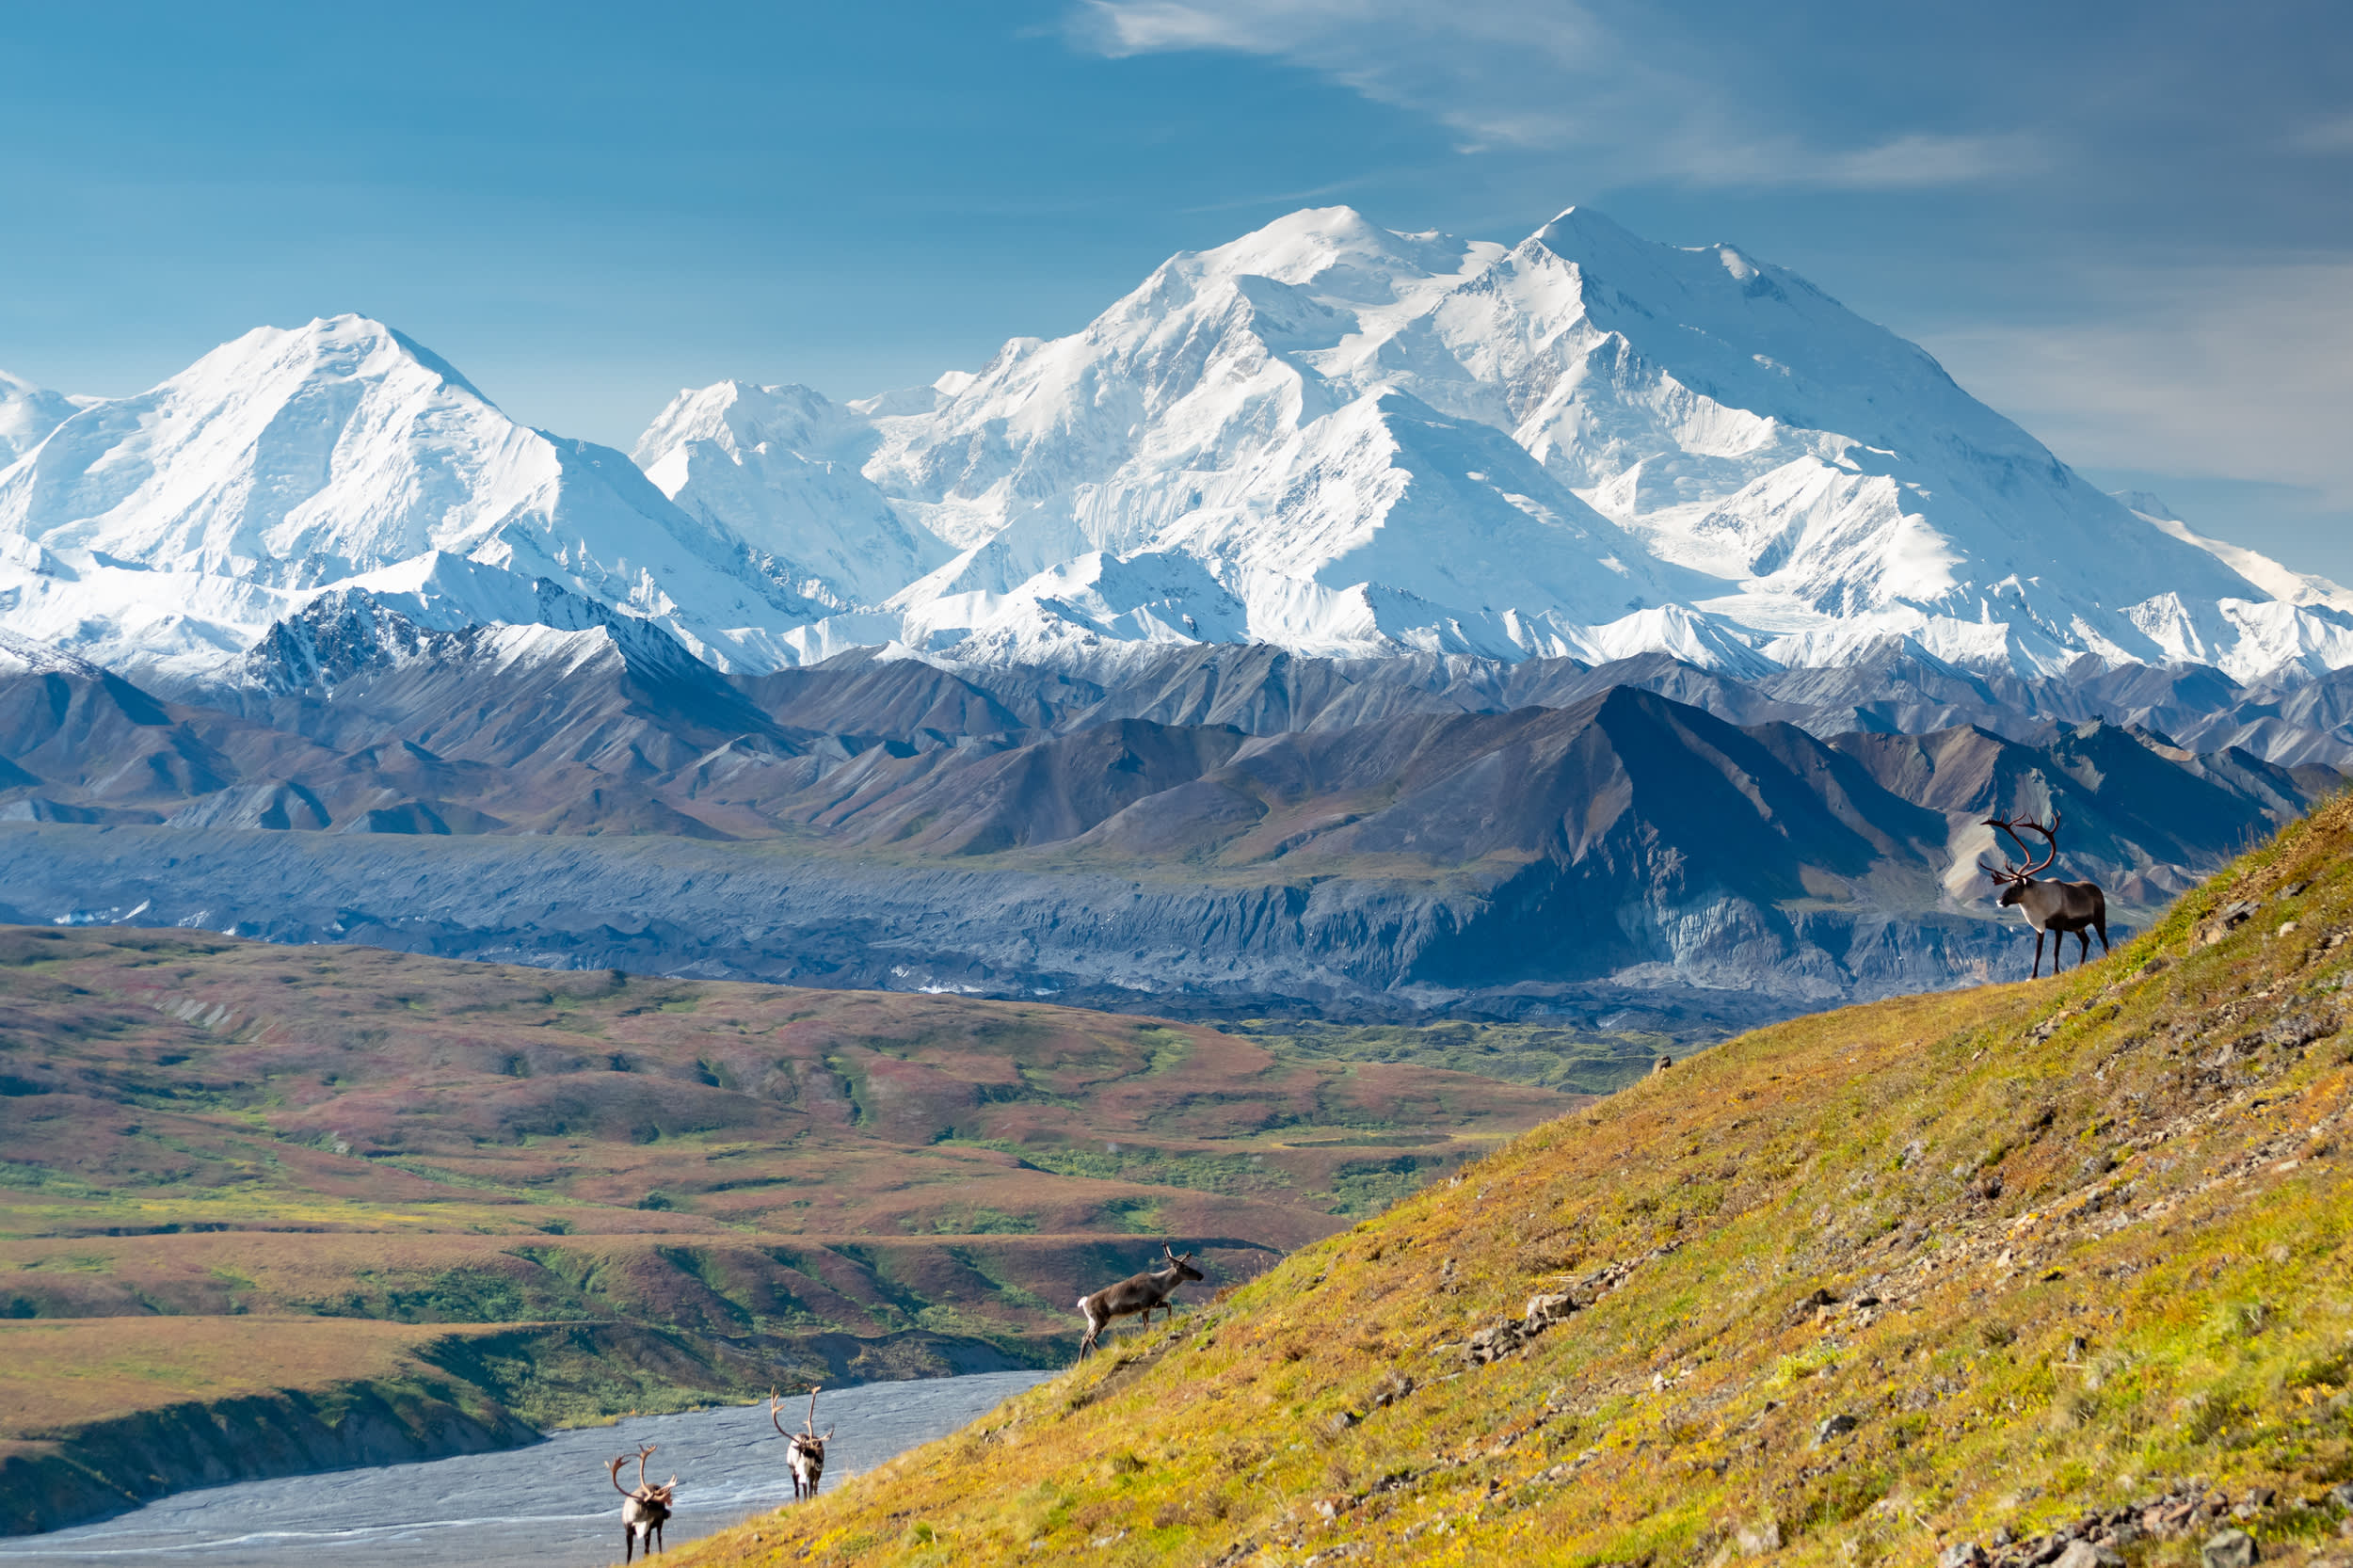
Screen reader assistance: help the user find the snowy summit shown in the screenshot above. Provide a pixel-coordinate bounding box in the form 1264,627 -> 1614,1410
2,208 -> 2348,687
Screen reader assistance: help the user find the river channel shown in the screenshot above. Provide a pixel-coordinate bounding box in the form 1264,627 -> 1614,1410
4,1369 -> 1054,1567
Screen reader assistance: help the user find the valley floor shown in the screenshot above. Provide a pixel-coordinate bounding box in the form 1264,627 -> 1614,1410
0,930 -> 1645,1534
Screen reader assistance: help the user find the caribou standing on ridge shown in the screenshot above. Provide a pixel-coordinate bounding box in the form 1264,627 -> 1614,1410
1981,813 -> 2109,978
1078,1244 -> 1206,1357
771,1386 -> 834,1500
607,1443 -> 676,1562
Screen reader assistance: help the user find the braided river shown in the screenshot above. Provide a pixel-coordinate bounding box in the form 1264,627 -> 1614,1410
1,1370 -> 1053,1567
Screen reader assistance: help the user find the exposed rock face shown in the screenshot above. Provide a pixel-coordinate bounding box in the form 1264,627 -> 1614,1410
0,618 -> 2339,1021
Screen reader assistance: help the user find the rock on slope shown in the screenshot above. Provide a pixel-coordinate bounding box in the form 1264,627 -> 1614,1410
664,792 -> 2353,1567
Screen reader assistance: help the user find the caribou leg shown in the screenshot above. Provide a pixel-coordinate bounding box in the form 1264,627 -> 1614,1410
2031,928 -> 2045,979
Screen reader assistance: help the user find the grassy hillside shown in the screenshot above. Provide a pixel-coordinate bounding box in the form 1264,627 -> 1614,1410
663,790 -> 2353,1568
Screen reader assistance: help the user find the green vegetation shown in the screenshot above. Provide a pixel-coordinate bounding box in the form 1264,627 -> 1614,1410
0,930 -> 1572,1514
1226,1016 -> 1682,1096
657,792 -> 2353,1568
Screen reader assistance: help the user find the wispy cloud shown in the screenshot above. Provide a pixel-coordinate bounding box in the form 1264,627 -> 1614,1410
1071,0 -> 2041,189
1174,172 -> 1401,215
1924,260 -> 2353,508
2286,113 -> 2353,153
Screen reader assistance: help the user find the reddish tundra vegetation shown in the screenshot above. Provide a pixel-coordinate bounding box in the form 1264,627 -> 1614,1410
0,924 -> 1580,1531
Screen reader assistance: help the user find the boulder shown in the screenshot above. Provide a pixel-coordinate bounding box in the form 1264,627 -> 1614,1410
1523,1292 -> 1578,1334
1465,1321 -> 1522,1366
2201,1529 -> 2258,1568
2053,1543 -> 2123,1568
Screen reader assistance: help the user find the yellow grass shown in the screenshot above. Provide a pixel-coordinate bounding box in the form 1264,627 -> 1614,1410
0,1316 -> 468,1435
649,792 -> 2353,1568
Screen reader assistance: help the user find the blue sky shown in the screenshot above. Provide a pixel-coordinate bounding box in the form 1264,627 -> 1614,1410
4,0 -> 2348,573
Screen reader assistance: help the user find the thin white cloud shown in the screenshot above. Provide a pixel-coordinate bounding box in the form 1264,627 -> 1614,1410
1072,0 -> 2040,189
1664,132 -> 2047,191
1923,260 -> 2353,508
2287,113 -> 2353,153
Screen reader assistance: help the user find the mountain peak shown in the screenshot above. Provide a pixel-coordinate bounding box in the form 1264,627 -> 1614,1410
632,379 -> 846,469
1180,205 -> 1492,305
7,205 -> 2347,694
0,371 -> 88,466
184,314 -> 493,410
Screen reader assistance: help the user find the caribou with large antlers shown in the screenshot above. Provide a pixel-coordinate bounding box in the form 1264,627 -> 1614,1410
607,1443 -> 676,1562
1078,1244 -> 1206,1358
1980,812 -> 2109,978
771,1386 -> 834,1500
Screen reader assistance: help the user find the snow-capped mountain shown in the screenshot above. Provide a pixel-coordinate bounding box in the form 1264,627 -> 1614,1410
5,209 -> 2349,689
2115,489 -> 2353,616
0,317 -> 831,680
645,204 -> 2353,681
0,371 -> 89,465
630,378 -> 951,612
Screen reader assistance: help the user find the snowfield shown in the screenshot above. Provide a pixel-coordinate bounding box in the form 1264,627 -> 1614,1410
3,205 -> 2348,688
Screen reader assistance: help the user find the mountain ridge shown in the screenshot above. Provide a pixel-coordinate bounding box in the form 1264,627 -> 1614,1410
5,207 -> 2346,690
1,629 -> 2333,1019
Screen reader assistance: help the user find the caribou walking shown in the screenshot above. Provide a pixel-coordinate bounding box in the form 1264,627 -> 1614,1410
607,1443 -> 676,1562
1078,1243 -> 1206,1357
1981,813 -> 2109,978
771,1386 -> 834,1500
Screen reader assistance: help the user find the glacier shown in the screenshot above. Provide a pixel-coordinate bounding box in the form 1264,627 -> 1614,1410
3,206 -> 2349,689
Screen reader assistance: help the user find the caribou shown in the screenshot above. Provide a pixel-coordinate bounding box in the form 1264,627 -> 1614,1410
1078,1243 -> 1205,1358
771,1386 -> 834,1500
607,1443 -> 676,1562
1981,812 -> 2109,977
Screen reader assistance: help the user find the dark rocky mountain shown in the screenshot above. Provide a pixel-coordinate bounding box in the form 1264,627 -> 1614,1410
2,594 -> 2337,1031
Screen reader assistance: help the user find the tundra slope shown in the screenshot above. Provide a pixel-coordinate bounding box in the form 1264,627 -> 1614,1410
660,790 -> 2353,1568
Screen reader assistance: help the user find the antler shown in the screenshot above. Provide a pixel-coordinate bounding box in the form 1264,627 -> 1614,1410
636,1443 -> 658,1492
805,1386 -> 822,1437
1981,814 -> 2061,881
609,1455 -> 636,1496
771,1388 -> 789,1439
2007,813 -> 2061,877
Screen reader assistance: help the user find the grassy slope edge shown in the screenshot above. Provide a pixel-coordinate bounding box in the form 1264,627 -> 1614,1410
662,792 -> 2353,1568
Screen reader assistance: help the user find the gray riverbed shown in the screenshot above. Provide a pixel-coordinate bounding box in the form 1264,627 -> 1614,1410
3,1370 -> 1053,1567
